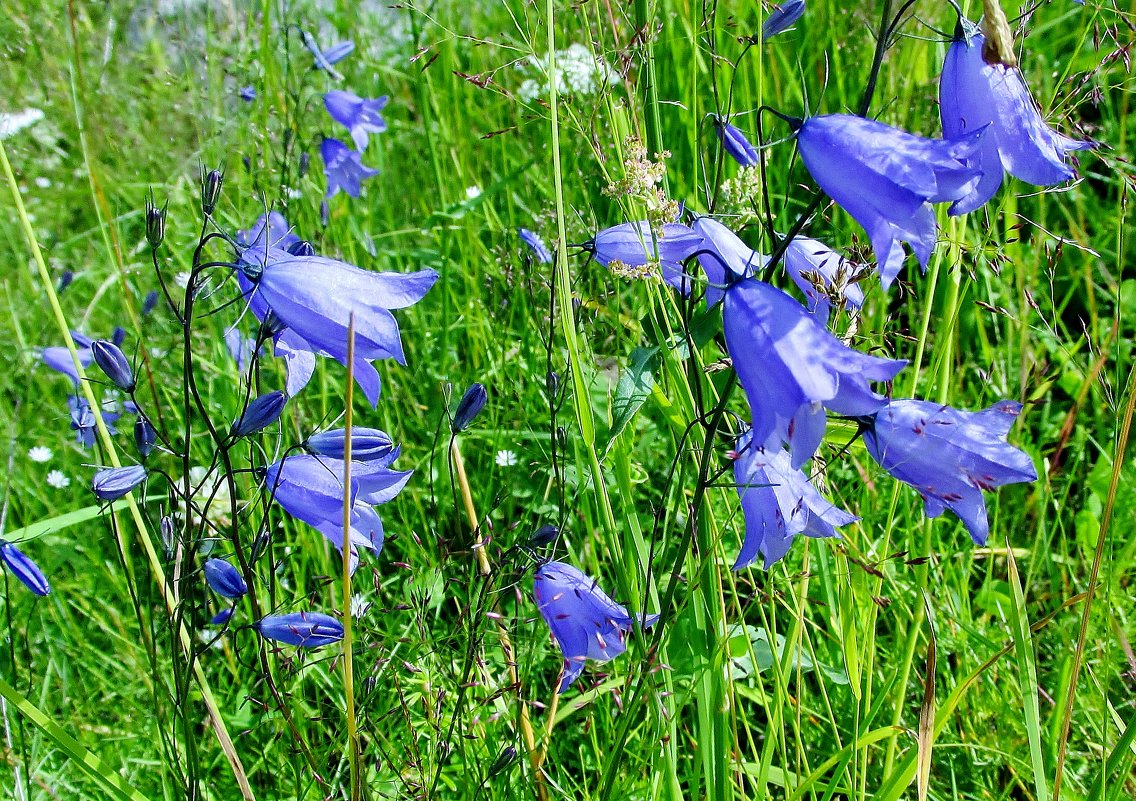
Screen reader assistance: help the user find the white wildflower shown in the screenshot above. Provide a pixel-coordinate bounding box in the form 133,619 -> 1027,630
495,450 -> 518,467
517,44 -> 619,103
27,446 -> 53,463
34,176 -> 51,189
46,470 -> 70,489
465,185 -> 482,200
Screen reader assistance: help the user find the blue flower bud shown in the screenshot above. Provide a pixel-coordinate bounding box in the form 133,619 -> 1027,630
530,524 -> 559,547
142,290 -> 160,316
258,611 -> 344,648
91,339 -> 135,392
518,228 -> 553,264
92,465 -> 147,501
57,270 -> 74,293
134,416 -> 157,458
238,86 -> 257,102
487,746 -> 518,779
160,515 -> 177,560
200,167 -> 223,216
452,383 -> 487,433
761,0 -> 806,40
0,541 -> 50,596
210,607 -> 235,626
230,391 -> 287,438
305,427 -> 397,464
286,239 -> 316,257
712,116 -> 760,168
146,195 -> 167,249
204,558 -> 248,599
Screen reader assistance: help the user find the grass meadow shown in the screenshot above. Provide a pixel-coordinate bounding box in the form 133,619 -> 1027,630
0,0 -> 1133,799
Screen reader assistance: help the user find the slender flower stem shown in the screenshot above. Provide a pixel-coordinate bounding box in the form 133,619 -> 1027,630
341,315 -> 361,801
0,139 -> 256,801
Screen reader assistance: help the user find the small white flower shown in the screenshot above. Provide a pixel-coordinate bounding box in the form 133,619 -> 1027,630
0,108 -> 45,140
46,470 -> 70,489
495,450 -> 518,467
27,446 -> 53,463
465,185 -> 482,200
34,176 -> 51,189
174,271 -> 191,289
283,185 -> 303,200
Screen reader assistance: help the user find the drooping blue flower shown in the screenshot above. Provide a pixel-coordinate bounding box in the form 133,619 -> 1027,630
862,399 -> 1037,545
301,30 -> 354,79
452,383 -> 488,433
781,235 -> 866,321
238,86 -> 257,102
224,328 -> 261,373
692,217 -> 767,308
264,454 -> 412,568
306,427 -> 399,464
712,115 -> 760,167
236,211 -> 301,257
258,611 -> 344,648
794,114 -> 985,289
142,290 -> 160,316
518,228 -> 553,264
69,395 -> 121,449
42,334 -> 94,385
724,277 -> 906,468
274,330 -> 318,398
91,340 -> 135,392
731,429 -> 856,570
210,607 -> 235,626
92,465 -> 147,501
590,221 -> 705,294
532,561 -> 657,693
762,0 -> 806,39
204,558 -> 247,599
230,391 -> 287,439
0,541 -> 50,596
134,416 -> 157,458
320,138 -> 380,199
324,90 -> 389,152
939,29 -> 1094,214
240,251 -> 437,406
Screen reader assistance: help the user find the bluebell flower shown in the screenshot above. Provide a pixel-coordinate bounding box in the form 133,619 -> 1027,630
862,399 -> 1037,545
240,250 -> 437,406
42,332 -> 94,385
224,328 -> 261,373
264,454 -> 412,568
236,211 -> 300,256
134,416 -> 157,458
230,391 -> 287,439
204,558 -> 247,599
794,114 -> 985,289
533,561 -> 657,693
92,465 -> 147,501
142,290 -> 160,316
712,116 -> 760,167
274,330 -> 318,398
324,90 -> 389,152
301,30 -> 354,79
210,607 -> 234,626
306,427 -> 399,465
1,541 -> 50,596
781,235 -> 866,321
939,29 -> 1094,214
238,86 -> 257,102
589,221 -> 705,293
91,340 -> 135,392
724,277 -> 906,467
320,138 -> 380,199
452,383 -> 488,433
692,217 -> 766,308
258,611 -> 344,648
731,429 -> 856,569
69,395 -> 120,449
518,228 -> 553,264
762,0 -> 806,39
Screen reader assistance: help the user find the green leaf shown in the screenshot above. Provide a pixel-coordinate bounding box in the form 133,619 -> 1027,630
602,346 -> 660,456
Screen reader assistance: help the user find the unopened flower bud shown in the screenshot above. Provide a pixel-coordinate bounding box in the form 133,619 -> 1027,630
200,167 -> 224,216
530,524 -> 559,547
258,611 -> 344,648
306,427 -> 397,464
134,416 -> 157,458
204,558 -> 248,599
92,465 -> 147,501
230,391 -> 287,438
287,239 -> 316,257
451,383 -> 487,433
0,541 -> 50,596
146,195 -> 168,249
487,746 -> 518,779
91,340 -> 135,392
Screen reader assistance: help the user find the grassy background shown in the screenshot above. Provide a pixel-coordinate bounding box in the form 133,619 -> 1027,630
1,0 -> 1133,799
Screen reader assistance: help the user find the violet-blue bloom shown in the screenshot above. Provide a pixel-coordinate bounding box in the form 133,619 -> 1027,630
692,217 -> 767,308
241,251 -> 437,406
42,333 -> 94,385
1,541 -> 50,596
452,383 -> 488,433
519,228 -> 553,264
236,211 -> 301,257
712,116 -> 760,167
224,328 -> 261,373
320,138 -> 380,199
258,611 -> 344,648
307,427 -> 399,465
532,561 -> 658,693
210,608 -> 235,626
862,399 -> 1037,545
264,454 -> 412,567
230,391 -> 287,439
238,86 -> 256,102
92,465 -> 147,501
794,114 -> 984,289
324,90 -> 389,152
204,558 -> 247,599
91,340 -> 135,392
762,0 -> 806,39
723,277 -> 906,468
69,395 -> 120,449
134,416 -> 157,458
939,30 -> 1093,214
590,221 -> 705,294
781,235 -> 866,321
301,30 -> 354,79
732,429 -> 856,570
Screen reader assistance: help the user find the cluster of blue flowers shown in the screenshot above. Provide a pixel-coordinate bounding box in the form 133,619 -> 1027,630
532,9 -> 1090,692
